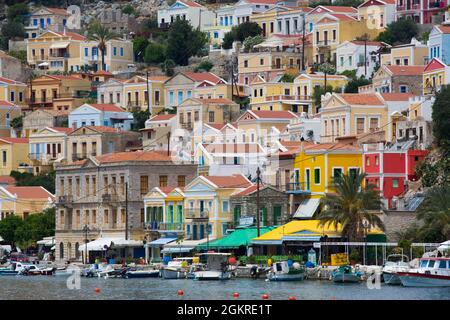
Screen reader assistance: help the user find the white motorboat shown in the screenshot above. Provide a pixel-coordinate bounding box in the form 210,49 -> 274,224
193,253 -> 232,281
266,261 -> 306,281
398,257 -> 450,287
162,258 -> 194,279
382,254 -> 410,285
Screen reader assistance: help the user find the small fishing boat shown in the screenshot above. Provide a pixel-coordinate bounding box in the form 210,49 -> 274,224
382,254 -> 410,285
161,258 -> 193,279
0,265 -> 18,275
193,253 -> 232,281
266,261 -> 306,281
124,268 -> 160,278
398,257 -> 450,287
332,265 -> 361,283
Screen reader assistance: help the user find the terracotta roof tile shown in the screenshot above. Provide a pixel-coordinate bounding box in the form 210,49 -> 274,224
0,137 -> 29,144
204,174 -> 252,188
46,7 -> 70,16
182,72 -> 223,84
159,186 -> 176,194
0,76 -> 25,85
251,110 -> 298,119
4,186 -> 54,199
50,127 -> 73,134
0,100 -> 16,107
386,65 -> 424,76
234,184 -> 258,196
436,24 -> 450,34
338,93 -> 385,106
89,104 -> 126,112
380,93 -> 413,101
95,151 -> 172,163
149,114 -> 176,121
178,0 -> 204,7
0,176 -> 15,185
148,76 -> 170,82
304,142 -> 361,152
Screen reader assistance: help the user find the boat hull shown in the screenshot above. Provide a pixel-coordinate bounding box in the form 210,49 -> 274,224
193,271 -> 232,281
0,270 -> 18,276
162,268 -> 187,279
125,270 -> 160,278
267,273 -> 305,281
398,272 -> 450,287
332,273 -> 360,283
383,272 -> 402,285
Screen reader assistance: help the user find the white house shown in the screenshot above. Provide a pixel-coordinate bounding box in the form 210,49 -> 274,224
234,0 -> 279,25
336,40 -> 389,78
282,114 -> 322,142
275,7 -> 310,35
157,0 -> 216,30
69,103 -> 133,131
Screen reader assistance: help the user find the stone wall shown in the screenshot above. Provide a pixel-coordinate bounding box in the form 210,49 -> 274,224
392,75 -> 423,96
381,210 -> 419,241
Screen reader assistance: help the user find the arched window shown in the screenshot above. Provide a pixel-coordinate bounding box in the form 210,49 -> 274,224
59,242 -> 64,259
67,242 -> 72,260
75,242 -> 80,260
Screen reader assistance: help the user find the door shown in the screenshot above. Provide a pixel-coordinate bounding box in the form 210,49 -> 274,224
192,225 -> 198,240
200,224 -> 205,239
273,206 -> 281,226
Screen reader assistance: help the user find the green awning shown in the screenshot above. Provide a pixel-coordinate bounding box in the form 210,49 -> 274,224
196,227 -> 276,250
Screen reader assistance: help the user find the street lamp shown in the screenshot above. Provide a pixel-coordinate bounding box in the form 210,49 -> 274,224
360,221 -> 369,265
82,224 -> 90,264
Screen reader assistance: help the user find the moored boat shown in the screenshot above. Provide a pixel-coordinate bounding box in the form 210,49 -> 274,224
398,257 -> 450,287
332,265 -> 361,283
382,254 -> 410,285
193,253 -> 232,281
266,261 -> 305,281
124,269 -> 160,278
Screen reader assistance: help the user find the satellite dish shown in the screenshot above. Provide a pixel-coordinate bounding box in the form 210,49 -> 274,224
66,5 -> 81,30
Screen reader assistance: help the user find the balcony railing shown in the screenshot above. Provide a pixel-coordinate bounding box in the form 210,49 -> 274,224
145,221 -> 185,231
49,52 -> 70,59
58,195 -> 73,205
29,153 -> 63,163
265,95 -> 312,102
316,40 -> 335,47
185,208 -> 209,220
102,193 -> 120,203
285,182 -> 311,194
181,122 -> 193,130
27,93 -> 90,105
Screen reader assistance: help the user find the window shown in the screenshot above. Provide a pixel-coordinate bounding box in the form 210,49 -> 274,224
159,175 -> 168,187
208,111 -> 215,123
349,56 -> 352,66
104,209 -> 109,224
349,168 -> 359,177
314,168 -> 320,184
332,29 -> 336,41
113,47 -> 117,56
177,175 -> 186,187
333,168 -> 343,178
392,179 -> 399,188
222,200 -> 229,212
2,150 -> 6,165
140,175 -> 148,195
403,58 -> 408,66
370,118 -> 378,130
120,47 -> 124,56
260,58 -> 264,65
340,56 -> 344,67
366,157 -> 370,166
375,155 -> 379,165
244,60 -> 248,68
356,118 -> 365,134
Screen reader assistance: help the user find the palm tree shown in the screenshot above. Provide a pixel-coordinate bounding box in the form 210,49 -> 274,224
315,172 -> 385,242
417,184 -> 450,242
87,20 -> 118,72
318,62 -> 336,93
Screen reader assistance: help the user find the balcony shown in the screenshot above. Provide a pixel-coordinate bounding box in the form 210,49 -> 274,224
49,52 -> 70,59
429,1 -> 445,8
185,208 -> 209,220
181,122 -> 193,130
126,101 -> 147,112
58,195 -> 73,207
102,193 -> 120,204
265,95 -> 312,103
316,40 -> 334,48
285,182 -> 311,194
145,221 -> 185,232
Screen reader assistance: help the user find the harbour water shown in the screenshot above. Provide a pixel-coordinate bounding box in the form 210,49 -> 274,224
0,276 -> 449,300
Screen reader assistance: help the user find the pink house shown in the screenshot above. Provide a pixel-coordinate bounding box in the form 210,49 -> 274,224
396,0 -> 448,24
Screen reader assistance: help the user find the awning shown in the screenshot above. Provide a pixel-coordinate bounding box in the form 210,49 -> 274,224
252,220 -> 384,245
37,237 -> 55,246
196,227 -> 275,250
293,198 -> 321,218
38,62 -> 49,67
78,237 -> 143,252
161,247 -> 195,254
148,237 -> 177,247
50,42 -> 70,49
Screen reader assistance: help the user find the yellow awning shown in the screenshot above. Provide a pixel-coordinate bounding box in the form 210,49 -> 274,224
252,220 -> 384,244
50,42 -> 70,49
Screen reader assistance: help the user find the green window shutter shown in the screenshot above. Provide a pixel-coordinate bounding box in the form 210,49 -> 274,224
273,206 -> 281,225
177,205 -> 183,223
261,207 -> 268,226
314,168 -> 320,184
234,205 -> 241,223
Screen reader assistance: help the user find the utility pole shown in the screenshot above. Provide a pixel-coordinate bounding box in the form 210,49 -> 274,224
167,131 -> 171,156
364,35 -> 368,78
256,167 -> 261,237
301,13 -> 306,71
83,225 -> 89,264
125,182 -> 128,240
146,71 -> 151,115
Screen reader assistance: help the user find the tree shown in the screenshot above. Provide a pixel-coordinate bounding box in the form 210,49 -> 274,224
432,85 -> 450,149
132,36 -> 149,62
222,31 -> 236,50
416,184 -> 450,242
318,62 -> 336,93
144,42 -> 167,64
87,20 -> 119,71
222,22 -> 262,49
132,109 -> 150,131
160,59 -> 176,77
313,85 -> 334,107
10,116 -> 23,129
122,4 -> 138,16
0,21 -> 25,50
10,170 -> 56,194
344,76 -> 371,93
376,19 -> 419,45
0,215 -> 23,244
194,60 -> 214,72
280,73 -> 296,83
315,172 -> 385,242
166,19 -> 207,66
7,2 -> 29,24
243,35 -> 264,52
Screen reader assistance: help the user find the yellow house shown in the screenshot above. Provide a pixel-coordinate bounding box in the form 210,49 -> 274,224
320,92 -> 389,143
119,75 -> 168,113
0,137 -> 30,175
313,13 -> 380,64
0,101 -> 21,137
423,57 -> 450,95
0,76 -> 27,107
0,186 -> 55,220
288,142 -> 362,218
183,174 -> 253,240
28,74 -> 92,112
357,0 -> 396,31
387,39 -> 429,66
250,6 -> 291,38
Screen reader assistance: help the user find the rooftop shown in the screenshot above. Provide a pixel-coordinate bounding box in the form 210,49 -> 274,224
4,186 -> 54,199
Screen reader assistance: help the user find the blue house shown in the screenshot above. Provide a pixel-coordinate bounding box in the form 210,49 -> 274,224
69,103 -> 133,131
428,24 -> 450,65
